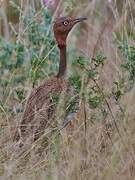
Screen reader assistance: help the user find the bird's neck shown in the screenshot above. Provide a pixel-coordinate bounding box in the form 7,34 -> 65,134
57,44 -> 67,78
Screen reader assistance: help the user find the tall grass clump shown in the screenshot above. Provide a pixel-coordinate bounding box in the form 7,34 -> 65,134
0,0 -> 135,180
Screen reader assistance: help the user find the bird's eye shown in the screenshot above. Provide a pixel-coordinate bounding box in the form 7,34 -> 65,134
63,20 -> 69,26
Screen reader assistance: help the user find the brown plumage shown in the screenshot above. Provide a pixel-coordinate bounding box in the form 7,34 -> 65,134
14,16 -> 87,143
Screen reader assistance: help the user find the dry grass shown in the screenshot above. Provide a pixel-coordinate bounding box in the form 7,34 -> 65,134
0,0 -> 135,179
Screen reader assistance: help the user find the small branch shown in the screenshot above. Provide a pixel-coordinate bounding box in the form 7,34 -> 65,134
0,2 -> 10,39
91,78 -> 135,163
92,14 -> 113,58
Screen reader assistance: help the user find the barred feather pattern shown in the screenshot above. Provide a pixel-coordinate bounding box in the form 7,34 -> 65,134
14,77 -> 70,143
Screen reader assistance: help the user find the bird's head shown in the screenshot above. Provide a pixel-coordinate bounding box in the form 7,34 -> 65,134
53,16 -> 87,48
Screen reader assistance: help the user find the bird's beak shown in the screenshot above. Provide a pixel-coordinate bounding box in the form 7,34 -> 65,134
74,17 -> 87,23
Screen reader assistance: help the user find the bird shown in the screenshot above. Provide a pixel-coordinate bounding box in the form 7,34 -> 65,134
14,16 -> 87,144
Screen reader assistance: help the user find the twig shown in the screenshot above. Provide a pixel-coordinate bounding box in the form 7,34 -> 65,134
91,78 -> 135,163
92,14 -> 113,58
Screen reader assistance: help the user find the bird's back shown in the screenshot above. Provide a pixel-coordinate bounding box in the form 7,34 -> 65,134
14,76 -> 70,142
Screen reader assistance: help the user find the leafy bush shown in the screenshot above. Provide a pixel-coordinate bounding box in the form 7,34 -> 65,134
119,41 -> 135,80
0,9 -> 58,87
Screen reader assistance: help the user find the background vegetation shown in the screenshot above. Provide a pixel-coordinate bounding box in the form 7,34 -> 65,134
0,0 -> 135,179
